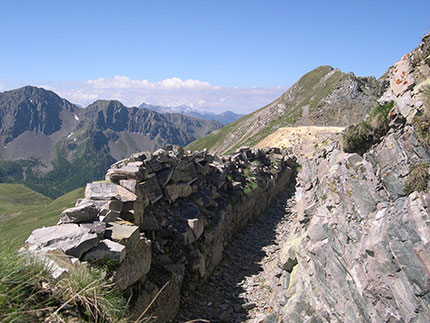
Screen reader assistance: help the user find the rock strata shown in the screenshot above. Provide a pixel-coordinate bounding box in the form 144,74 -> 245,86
264,32 -> 430,322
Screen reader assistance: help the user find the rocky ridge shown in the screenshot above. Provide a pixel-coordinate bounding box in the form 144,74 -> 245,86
24,145 -> 296,321
187,65 -> 382,154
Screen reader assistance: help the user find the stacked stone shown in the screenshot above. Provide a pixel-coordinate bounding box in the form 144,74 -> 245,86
24,144 -> 295,319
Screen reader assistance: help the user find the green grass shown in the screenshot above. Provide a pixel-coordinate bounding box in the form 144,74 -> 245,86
0,245 -> 55,322
414,85 -> 430,147
243,181 -> 258,195
342,102 -> 394,155
0,246 -> 130,322
0,184 -> 84,250
186,112 -> 254,152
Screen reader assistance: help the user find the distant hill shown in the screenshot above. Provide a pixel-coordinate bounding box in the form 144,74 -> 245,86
0,86 -> 222,198
187,66 -> 383,154
0,184 -> 84,249
139,103 -> 243,125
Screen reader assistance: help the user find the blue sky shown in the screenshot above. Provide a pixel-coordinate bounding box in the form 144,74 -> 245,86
1,0 -> 429,112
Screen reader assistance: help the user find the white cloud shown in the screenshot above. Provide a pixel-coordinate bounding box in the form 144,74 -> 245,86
36,75 -> 288,114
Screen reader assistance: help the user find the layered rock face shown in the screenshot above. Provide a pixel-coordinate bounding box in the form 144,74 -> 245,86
24,145 -> 296,321
266,33 -> 430,322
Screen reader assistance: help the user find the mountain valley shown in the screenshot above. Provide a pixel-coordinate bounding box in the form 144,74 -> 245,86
3,30 -> 430,323
0,87 -> 221,198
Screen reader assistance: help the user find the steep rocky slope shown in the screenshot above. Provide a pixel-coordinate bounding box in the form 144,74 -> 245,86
264,33 -> 430,322
0,87 -> 221,197
187,66 -> 382,154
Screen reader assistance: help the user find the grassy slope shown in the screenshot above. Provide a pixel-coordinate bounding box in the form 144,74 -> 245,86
187,66 -> 345,154
186,112 -> 254,152
0,184 -> 84,250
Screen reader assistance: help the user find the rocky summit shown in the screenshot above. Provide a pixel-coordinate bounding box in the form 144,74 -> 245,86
22,32 -> 430,322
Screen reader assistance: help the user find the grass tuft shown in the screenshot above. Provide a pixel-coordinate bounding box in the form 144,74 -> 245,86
404,163 -> 430,195
0,246 -> 55,322
0,246 -> 131,322
55,264 -> 128,322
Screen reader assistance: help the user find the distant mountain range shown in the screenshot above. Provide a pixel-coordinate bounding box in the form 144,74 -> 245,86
0,86 -> 222,198
139,103 -> 243,125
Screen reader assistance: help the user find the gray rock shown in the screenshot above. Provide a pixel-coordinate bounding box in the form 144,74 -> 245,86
83,239 -> 126,263
85,182 -> 137,202
25,224 -> 100,259
99,210 -> 120,223
166,182 -> 193,202
187,216 -> 205,242
140,173 -> 163,204
80,222 -> 106,237
106,165 -> 146,181
114,237 -> 151,290
59,202 -> 99,224
104,222 -> 140,250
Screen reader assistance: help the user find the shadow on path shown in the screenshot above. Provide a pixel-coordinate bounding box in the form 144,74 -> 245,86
175,188 -> 296,322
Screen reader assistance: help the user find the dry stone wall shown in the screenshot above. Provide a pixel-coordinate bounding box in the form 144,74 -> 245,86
24,145 -> 296,321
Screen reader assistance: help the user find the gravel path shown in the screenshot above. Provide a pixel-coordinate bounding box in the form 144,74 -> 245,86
175,190 -> 297,322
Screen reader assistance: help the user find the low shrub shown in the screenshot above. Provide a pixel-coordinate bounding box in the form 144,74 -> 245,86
342,102 -> 394,155
342,121 -> 373,154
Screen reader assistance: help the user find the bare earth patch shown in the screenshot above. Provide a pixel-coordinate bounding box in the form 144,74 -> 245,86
254,126 -> 344,157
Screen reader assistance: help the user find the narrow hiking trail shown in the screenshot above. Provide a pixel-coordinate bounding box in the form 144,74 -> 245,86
175,190 -> 297,322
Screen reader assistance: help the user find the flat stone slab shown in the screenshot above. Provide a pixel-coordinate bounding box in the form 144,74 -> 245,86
59,202 -> 99,224
104,222 -> 140,250
85,182 -> 137,202
25,223 -> 100,259
83,239 -> 126,263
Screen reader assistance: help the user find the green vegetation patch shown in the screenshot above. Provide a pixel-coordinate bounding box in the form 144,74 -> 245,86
342,102 -> 394,155
0,246 -> 54,322
0,184 -> 84,250
186,112 -> 254,152
0,246 -> 130,322
0,139 -> 115,199
414,85 -> 430,147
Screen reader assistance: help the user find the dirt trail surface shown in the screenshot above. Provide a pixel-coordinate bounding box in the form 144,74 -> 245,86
174,190 -> 297,323
254,126 -> 344,157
